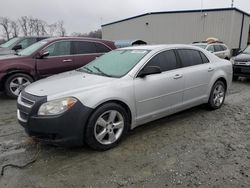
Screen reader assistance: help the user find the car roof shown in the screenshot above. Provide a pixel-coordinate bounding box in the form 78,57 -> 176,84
119,44 -> 203,51
193,42 -> 225,45
42,37 -> 114,43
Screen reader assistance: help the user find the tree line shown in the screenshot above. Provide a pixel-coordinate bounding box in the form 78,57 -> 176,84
0,16 -> 102,41
0,16 -> 66,40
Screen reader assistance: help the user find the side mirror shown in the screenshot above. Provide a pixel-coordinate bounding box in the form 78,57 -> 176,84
12,44 -> 22,51
37,51 -> 49,59
138,66 -> 162,78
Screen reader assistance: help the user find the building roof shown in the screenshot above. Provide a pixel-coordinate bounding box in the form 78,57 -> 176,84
102,7 -> 250,27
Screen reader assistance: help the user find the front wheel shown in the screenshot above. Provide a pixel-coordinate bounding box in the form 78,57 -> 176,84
207,81 -> 226,110
85,103 -> 129,150
5,73 -> 33,98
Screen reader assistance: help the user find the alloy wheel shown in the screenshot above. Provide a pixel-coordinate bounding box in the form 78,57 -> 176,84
9,77 -> 31,96
94,110 -> 124,145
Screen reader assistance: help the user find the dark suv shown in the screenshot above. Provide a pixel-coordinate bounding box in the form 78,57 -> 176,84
0,37 -> 116,98
231,45 -> 250,80
0,36 -> 48,56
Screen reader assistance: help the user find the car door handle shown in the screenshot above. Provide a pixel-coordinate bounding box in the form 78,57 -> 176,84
208,67 -> 214,72
62,59 -> 73,63
173,74 -> 183,79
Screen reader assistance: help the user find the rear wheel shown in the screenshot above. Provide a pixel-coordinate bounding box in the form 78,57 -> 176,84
5,73 -> 33,98
207,81 -> 226,110
85,103 -> 129,150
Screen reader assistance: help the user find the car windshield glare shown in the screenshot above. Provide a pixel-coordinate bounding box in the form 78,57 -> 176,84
243,45 -> 250,54
18,40 -> 48,56
0,37 -> 20,48
81,49 -> 150,77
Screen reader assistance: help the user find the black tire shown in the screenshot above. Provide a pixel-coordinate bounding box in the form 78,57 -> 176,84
233,75 -> 239,81
5,73 -> 33,98
85,102 -> 129,151
207,81 -> 226,110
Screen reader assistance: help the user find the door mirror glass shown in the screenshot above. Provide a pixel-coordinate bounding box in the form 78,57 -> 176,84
138,66 -> 162,78
12,44 -> 22,51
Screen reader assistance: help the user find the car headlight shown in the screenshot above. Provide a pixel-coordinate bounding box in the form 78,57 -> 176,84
38,97 -> 77,116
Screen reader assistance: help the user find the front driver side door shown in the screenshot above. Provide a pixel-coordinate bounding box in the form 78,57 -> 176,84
36,41 -> 74,78
134,50 -> 184,125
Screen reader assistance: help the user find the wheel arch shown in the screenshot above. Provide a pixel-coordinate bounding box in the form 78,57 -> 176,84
2,70 -> 35,85
93,100 -> 132,126
215,77 -> 227,91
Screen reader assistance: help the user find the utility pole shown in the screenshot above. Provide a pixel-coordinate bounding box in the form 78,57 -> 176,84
231,0 -> 234,8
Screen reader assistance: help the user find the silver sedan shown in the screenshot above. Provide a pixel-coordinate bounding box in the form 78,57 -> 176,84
18,44 -> 233,150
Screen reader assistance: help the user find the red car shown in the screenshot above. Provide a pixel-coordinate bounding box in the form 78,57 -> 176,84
0,37 -> 116,98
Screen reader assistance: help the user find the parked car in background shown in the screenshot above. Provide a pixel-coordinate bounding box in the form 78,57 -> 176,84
0,36 -> 49,56
0,38 -> 6,45
17,45 -> 232,150
0,37 -> 116,98
231,45 -> 250,80
192,41 -> 231,59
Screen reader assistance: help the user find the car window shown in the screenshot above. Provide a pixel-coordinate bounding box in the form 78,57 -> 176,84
72,41 -> 97,54
0,37 -> 20,48
200,52 -> 209,63
207,45 -> 215,52
221,45 -> 227,51
177,49 -> 203,67
44,41 -> 71,56
95,42 -> 111,53
146,50 -> 178,72
18,38 -> 37,49
36,38 -> 47,42
214,45 -> 223,52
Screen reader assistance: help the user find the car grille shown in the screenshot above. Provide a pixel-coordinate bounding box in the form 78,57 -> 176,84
17,91 -> 47,123
235,61 -> 250,66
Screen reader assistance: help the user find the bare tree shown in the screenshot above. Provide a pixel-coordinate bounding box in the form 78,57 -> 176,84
48,23 -> 57,36
0,17 -> 12,40
18,16 -> 29,36
56,20 -> 66,37
11,20 -> 19,37
1,16 -> 66,38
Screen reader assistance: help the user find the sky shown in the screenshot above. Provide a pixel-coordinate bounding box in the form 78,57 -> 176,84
0,0 -> 250,35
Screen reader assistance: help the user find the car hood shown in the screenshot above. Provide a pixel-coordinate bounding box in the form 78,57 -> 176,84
24,70 -> 117,98
0,54 -> 23,61
234,53 -> 250,62
0,48 -> 14,56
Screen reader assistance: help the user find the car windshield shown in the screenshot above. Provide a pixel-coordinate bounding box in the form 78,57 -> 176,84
193,44 -> 207,49
18,40 -> 49,56
79,49 -> 150,78
0,37 -> 20,48
243,45 -> 250,54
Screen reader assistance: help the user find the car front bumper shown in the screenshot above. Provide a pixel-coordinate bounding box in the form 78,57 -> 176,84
17,91 -> 93,146
233,65 -> 250,78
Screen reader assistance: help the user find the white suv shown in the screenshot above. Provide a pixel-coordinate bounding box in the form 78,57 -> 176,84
193,42 -> 231,60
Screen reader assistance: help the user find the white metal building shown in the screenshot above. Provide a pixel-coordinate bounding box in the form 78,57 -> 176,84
102,8 -> 250,50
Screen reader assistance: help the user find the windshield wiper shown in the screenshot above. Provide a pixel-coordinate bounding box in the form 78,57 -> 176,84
77,67 -> 93,73
93,66 -> 112,77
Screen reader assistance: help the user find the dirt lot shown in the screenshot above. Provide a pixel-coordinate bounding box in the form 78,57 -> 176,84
0,80 -> 250,188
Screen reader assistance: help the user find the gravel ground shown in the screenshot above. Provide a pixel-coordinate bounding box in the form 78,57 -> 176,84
0,80 -> 250,188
